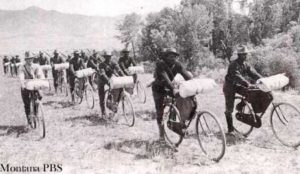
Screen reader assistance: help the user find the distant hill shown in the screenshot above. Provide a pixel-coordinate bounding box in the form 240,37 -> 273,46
0,6 -> 123,55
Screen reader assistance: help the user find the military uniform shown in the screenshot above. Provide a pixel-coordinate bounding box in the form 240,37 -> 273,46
69,55 -> 85,101
50,55 -> 64,91
3,56 -> 9,74
19,53 -> 44,124
118,56 -> 136,76
152,59 -> 191,133
223,46 -> 262,132
38,55 -> 50,78
98,58 -> 124,115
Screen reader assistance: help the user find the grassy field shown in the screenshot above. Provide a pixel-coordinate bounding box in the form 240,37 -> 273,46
0,70 -> 300,174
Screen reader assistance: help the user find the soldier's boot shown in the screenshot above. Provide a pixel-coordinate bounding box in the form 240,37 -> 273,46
225,112 -> 234,133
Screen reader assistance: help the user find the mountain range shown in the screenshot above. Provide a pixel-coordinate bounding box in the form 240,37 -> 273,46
0,6 -> 123,55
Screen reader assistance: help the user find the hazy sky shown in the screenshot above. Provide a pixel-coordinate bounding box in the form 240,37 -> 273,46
0,0 -> 182,16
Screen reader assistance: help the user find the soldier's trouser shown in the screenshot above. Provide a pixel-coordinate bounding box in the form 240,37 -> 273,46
52,70 -> 63,90
223,82 -> 235,132
21,88 -> 31,118
3,66 -> 7,74
98,85 -> 106,114
152,86 -> 165,138
43,70 -> 48,78
69,76 -> 76,101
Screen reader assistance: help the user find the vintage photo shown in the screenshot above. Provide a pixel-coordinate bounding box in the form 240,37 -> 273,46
0,0 -> 300,173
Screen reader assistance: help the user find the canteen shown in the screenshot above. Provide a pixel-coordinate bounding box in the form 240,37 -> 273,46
25,79 -> 50,90
109,76 -> 134,89
4,62 -> 10,66
54,63 -> 69,70
40,65 -> 52,71
256,73 -> 289,91
128,66 -> 145,75
179,78 -> 217,98
75,68 -> 96,78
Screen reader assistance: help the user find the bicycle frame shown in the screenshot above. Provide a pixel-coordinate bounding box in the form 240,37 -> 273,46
164,94 -> 198,130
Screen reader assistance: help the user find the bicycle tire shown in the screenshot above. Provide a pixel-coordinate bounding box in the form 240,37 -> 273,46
120,91 -> 135,127
233,96 -> 254,137
104,90 -> 117,118
135,81 -> 146,104
196,111 -> 226,162
163,104 -> 184,148
72,80 -> 83,104
36,102 -> 46,138
85,84 -> 95,109
270,102 -> 300,147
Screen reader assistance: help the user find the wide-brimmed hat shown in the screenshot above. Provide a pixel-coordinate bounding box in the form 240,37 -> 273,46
163,48 -> 179,56
73,50 -> 79,55
24,51 -> 34,59
121,48 -> 130,53
102,52 -> 112,58
235,45 -> 250,54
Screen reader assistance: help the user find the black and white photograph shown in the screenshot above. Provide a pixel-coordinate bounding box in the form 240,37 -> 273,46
0,0 -> 300,173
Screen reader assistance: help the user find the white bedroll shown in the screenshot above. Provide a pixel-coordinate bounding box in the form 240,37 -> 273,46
40,65 -> 52,71
15,62 -> 22,67
25,79 -> 50,90
256,73 -> 289,91
173,72 -> 193,83
75,68 -> 96,78
4,62 -> 10,66
128,66 -> 145,75
54,63 -> 69,70
109,76 -> 134,89
178,78 -> 218,98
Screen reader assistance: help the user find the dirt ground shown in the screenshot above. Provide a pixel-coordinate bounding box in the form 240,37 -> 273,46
0,71 -> 300,174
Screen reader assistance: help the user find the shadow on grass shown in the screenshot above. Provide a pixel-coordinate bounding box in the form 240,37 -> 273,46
0,125 -> 29,137
64,113 -> 108,126
104,139 -> 176,160
43,100 -> 73,109
135,110 -> 156,121
225,133 -> 247,146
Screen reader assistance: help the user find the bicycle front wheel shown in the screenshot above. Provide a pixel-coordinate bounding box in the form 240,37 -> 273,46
72,80 -> 83,104
84,84 -> 95,109
32,102 -> 46,139
270,102 -> 300,147
196,111 -> 226,162
120,91 -> 135,127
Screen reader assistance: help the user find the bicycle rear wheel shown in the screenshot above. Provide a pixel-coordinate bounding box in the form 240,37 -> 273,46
84,84 -> 95,109
196,111 -> 226,162
233,96 -> 254,137
119,91 -> 135,127
163,104 -> 183,148
134,81 -> 146,103
270,102 -> 300,147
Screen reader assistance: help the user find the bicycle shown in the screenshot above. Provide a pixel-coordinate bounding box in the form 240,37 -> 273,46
72,76 -> 95,109
104,86 -> 135,127
162,91 -> 226,162
24,79 -> 48,139
232,85 -> 300,148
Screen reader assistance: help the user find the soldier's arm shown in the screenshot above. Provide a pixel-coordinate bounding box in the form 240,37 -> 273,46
131,57 -> 137,66
247,64 -> 263,81
229,63 -> 251,87
98,65 -> 109,83
161,71 -> 175,90
178,63 -> 192,80
115,63 -> 125,76
118,61 -> 128,75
